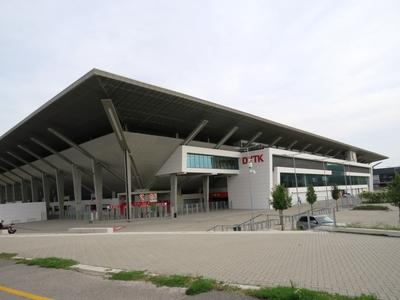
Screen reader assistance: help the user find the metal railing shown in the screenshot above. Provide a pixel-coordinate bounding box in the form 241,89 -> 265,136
208,196 -> 362,232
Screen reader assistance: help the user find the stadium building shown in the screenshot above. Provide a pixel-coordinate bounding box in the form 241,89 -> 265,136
0,69 -> 387,222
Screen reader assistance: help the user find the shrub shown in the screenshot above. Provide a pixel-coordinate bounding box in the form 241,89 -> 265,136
353,205 -> 389,211
360,191 -> 387,203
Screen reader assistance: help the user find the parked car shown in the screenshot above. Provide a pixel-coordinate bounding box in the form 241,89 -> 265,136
296,215 -> 339,230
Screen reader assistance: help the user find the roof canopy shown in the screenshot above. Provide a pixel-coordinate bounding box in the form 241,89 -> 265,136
0,69 -> 387,170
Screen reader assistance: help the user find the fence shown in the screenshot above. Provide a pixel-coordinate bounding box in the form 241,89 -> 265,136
56,200 -> 230,222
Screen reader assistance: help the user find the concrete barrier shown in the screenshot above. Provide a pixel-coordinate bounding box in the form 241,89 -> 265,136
68,227 -> 114,234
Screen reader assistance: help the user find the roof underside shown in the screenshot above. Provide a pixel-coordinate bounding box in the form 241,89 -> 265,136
0,69 -> 387,171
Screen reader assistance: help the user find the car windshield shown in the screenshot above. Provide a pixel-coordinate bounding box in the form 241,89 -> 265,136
315,216 -> 333,223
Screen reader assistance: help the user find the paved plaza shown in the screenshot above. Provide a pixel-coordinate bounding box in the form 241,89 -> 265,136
13,202 -> 400,233
1,230 -> 400,300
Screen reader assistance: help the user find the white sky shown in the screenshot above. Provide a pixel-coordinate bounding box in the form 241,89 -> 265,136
0,0 -> 399,167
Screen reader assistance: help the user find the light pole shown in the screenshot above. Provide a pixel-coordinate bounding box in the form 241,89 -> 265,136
322,159 -> 330,208
247,148 -> 256,231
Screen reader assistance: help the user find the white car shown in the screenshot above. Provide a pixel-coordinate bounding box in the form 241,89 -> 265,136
296,215 -> 345,230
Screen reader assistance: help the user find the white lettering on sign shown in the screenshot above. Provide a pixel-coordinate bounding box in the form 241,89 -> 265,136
242,154 -> 264,165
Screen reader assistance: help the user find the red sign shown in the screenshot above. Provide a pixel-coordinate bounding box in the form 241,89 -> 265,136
242,154 -> 264,164
209,192 -> 228,198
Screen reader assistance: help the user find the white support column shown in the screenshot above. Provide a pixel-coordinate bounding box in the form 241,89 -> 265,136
42,173 -> 50,207
170,174 -> 178,218
55,170 -> 65,218
12,183 -> 16,202
30,177 -> 36,202
0,185 -> 4,204
72,165 -> 82,220
124,150 -> 132,221
92,159 -> 103,220
21,180 -> 28,202
5,184 -> 9,202
203,176 -> 210,212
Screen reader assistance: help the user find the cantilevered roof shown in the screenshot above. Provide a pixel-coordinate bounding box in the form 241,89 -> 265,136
0,68 -> 387,169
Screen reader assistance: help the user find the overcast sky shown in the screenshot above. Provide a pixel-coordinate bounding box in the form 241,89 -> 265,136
0,0 -> 399,167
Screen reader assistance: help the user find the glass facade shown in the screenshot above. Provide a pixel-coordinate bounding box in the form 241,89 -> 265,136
187,153 -> 239,170
280,173 -> 369,188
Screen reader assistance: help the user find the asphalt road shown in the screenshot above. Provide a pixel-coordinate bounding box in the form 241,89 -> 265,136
0,259 -> 253,300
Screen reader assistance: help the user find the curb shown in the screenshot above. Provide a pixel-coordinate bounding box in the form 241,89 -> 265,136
71,264 -> 124,276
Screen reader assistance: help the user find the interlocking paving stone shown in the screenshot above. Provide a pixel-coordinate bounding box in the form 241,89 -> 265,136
1,231 -> 399,299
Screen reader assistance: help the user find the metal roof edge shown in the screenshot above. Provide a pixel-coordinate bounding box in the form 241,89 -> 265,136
92,68 -> 388,161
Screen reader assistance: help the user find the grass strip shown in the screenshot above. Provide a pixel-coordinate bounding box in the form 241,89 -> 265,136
352,205 -> 389,211
149,274 -> 192,287
346,222 -> 400,231
0,252 -> 17,260
247,286 -> 377,300
17,257 -> 78,269
186,278 -> 216,295
110,271 -> 146,281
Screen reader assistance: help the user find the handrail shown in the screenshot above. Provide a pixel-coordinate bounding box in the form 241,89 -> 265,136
207,196 -> 361,232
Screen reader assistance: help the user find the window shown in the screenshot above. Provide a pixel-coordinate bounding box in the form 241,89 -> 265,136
187,153 -> 239,170
280,173 -> 369,187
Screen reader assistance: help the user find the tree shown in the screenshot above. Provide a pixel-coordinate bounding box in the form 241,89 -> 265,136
331,185 -> 340,211
272,184 -> 292,231
306,185 -> 317,213
387,173 -> 400,224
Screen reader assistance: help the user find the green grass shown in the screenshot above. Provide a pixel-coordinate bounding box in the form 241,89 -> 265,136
0,252 -> 17,260
186,278 -> 216,295
110,271 -> 146,281
17,257 -> 78,269
149,274 -> 192,287
247,287 -> 377,300
353,205 -> 389,211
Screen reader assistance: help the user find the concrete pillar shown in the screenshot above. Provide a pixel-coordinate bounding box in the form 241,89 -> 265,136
170,174 -> 178,218
0,185 -> 4,204
32,177 -> 40,202
30,177 -> 38,202
91,159 -> 103,220
203,176 -> 210,212
12,183 -> 16,202
21,180 -> 29,202
72,165 -> 82,220
55,170 -> 65,218
124,150 -> 132,221
42,173 -> 50,207
369,167 -> 374,192
5,184 -> 9,202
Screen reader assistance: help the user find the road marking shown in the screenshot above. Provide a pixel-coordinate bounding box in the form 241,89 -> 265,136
0,285 -> 53,300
